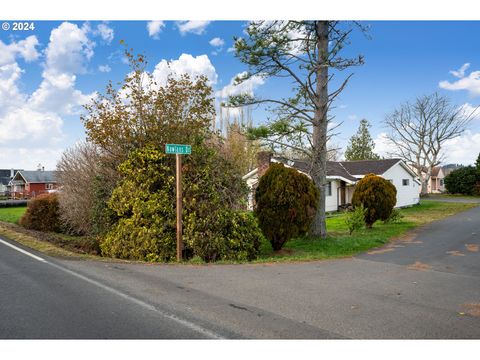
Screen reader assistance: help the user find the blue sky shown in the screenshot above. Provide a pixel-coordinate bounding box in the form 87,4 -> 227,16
1,20 -> 480,170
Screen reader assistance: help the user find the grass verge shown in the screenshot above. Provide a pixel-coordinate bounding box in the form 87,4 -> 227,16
251,201 -> 478,263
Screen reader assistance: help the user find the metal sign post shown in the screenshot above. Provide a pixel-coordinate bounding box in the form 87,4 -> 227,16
166,144 -> 191,261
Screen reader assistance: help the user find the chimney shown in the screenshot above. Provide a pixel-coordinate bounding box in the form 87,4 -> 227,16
10,168 -> 14,178
42,166 -> 45,172
257,151 -> 272,178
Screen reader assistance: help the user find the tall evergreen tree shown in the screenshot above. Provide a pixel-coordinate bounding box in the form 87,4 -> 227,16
344,119 -> 380,161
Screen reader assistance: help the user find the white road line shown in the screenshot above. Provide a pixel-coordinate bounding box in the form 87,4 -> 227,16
0,238 -> 47,263
0,237 -> 223,339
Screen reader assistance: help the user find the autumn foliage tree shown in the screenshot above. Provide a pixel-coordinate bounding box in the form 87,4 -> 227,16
255,163 -> 319,250
351,174 -> 397,228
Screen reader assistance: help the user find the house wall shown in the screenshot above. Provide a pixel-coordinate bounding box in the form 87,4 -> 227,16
382,164 -> 420,207
325,180 -> 340,212
27,183 -> 58,196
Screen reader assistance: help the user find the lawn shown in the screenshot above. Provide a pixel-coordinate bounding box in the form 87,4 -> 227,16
253,200 -> 477,263
0,206 -> 26,224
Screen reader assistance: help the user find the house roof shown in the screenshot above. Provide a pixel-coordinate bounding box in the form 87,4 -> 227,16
431,166 -> 441,177
0,169 -> 22,186
338,159 -> 401,176
272,157 -> 400,182
15,170 -> 56,184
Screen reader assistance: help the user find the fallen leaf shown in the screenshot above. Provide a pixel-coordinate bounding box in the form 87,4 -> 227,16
407,261 -> 432,271
465,244 -> 479,252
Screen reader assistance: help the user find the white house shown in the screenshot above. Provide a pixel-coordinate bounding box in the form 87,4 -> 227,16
243,152 -> 421,211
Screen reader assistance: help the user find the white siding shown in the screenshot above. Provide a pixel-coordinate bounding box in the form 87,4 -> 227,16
325,180 -> 339,212
382,163 -> 420,207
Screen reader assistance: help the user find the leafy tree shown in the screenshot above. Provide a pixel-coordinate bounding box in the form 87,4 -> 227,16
476,152 -> 480,176
255,163 -> 319,250
444,166 -> 477,195
351,174 -> 397,228
344,119 -> 380,160
345,205 -> 366,235
228,21 -> 366,239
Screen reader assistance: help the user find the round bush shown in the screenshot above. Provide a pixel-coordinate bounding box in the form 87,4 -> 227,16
20,193 -> 61,232
254,162 -> 319,251
351,173 -> 397,228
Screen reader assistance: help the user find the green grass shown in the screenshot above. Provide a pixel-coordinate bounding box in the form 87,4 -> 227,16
0,206 -> 27,224
251,201 -> 477,263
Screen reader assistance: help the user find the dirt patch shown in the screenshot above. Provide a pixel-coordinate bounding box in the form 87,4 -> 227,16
465,244 -> 479,252
446,250 -> 466,257
271,249 -> 294,256
461,303 -> 480,317
407,261 -> 432,271
367,248 -> 395,255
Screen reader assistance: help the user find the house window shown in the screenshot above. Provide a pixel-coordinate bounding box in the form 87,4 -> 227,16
402,179 -> 409,186
45,183 -> 53,190
325,182 -> 332,196
440,179 -> 444,186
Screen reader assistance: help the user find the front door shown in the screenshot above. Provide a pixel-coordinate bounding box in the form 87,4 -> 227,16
340,182 -> 346,205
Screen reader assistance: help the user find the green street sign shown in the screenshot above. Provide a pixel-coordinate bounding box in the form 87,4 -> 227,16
165,144 -> 191,155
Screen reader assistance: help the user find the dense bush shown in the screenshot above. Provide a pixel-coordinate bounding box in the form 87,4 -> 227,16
20,193 -> 61,232
100,146 -> 259,262
345,205 -> 366,235
255,163 -> 319,251
184,211 -> 262,262
444,166 -> 477,195
351,173 -> 397,228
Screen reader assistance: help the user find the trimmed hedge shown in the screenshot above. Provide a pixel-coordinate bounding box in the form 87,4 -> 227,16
19,193 -> 61,232
254,162 -> 319,250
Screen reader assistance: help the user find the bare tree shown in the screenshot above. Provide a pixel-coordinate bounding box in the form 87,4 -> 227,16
228,21 -> 366,238
384,93 -> 477,195
56,141 -> 102,235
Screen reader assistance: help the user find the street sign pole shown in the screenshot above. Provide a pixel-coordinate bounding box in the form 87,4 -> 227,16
166,144 -> 191,262
176,153 -> 183,262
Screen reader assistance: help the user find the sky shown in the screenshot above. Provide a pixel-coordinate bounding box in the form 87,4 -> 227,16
1,20 -> 480,170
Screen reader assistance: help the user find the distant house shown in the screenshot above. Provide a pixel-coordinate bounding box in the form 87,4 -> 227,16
9,169 -> 58,199
0,169 -> 22,196
428,166 -> 445,193
243,152 -> 421,211
410,165 -> 446,194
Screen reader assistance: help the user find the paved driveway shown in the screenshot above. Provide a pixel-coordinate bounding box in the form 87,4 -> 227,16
1,206 -> 480,339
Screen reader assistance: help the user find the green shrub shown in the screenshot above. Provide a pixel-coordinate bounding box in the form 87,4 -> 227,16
351,173 -> 397,228
444,166 -> 477,195
255,163 -> 319,251
383,207 -> 404,224
100,146 -> 256,262
19,193 -> 61,232
345,205 -> 366,235
185,211 -> 262,262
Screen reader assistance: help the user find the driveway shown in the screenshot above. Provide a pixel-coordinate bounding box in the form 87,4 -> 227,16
1,206 -> 479,339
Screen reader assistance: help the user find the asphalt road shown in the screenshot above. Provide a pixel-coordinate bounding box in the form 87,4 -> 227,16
1,205 -> 479,339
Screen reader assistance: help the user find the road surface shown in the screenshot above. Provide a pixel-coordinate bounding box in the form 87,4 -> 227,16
1,205 -> 479,338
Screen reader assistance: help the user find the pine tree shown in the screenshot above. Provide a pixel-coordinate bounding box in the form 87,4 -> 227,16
344,119 -> 380,161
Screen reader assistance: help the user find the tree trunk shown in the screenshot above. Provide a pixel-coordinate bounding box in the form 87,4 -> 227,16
310,21 -> 329,239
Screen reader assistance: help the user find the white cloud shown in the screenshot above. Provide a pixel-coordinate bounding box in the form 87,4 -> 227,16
373,132 -> 392,158
216,71 -> 264,98
347,114 -> 358,121
0,35 -> 40,66
177,21 -> 211,35
227,46 -> 235,53
0,22 -> 97,170
442,131 -> 480,165
450,63 -> 470,78
458,102 -> 480,120
30,22 -> 96,114
439,64 -> 480,97
147,21 -> 165,39
96,23 -> 114,44
98,64 -> 111,73
152,53 -> 218,86
209,37 -> 224,47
